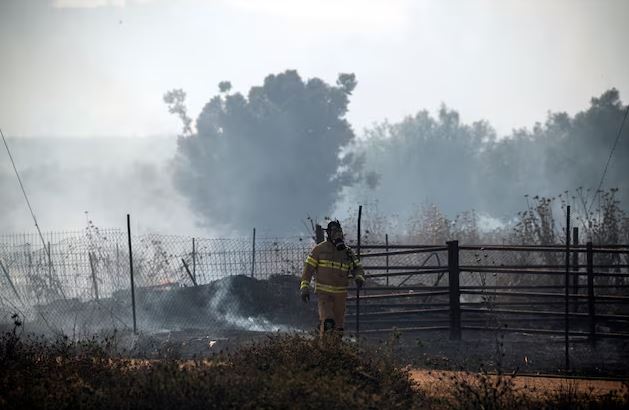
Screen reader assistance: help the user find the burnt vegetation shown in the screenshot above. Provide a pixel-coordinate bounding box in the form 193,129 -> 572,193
1,318 -> 628,409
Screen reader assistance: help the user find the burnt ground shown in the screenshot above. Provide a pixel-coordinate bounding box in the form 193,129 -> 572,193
109,327 -> 628,379
367,331 -> 629,378
3,274 -> 628,378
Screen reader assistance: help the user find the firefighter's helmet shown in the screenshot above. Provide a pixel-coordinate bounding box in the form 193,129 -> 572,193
326,220 -> 342,232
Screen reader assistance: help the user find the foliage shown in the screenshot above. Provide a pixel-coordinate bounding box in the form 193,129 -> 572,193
163,89 -> 193,137
510,188 -> 629,249
350,89 -> 628,220
166,70 -> 362,234
445,369 -> 529,410
341,202 -> 483,246
352,106 -> 493,218
444,369 -> 629,410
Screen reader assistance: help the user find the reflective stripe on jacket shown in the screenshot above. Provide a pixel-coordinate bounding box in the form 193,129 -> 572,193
300,240 -> 365,295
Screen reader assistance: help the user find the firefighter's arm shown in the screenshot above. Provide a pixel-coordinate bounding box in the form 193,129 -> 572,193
349,249 -> 365,288
300,246 -> 319,293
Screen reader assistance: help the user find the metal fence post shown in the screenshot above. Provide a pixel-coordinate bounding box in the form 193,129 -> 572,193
127,214 -> 137,334
47,241 -> 53,289
88,252 -> 99,301
315,224 -> 324,243
192,237 -> 196,283
385,233 -> 389,287
251,228 -> 256,278
572,227 -> 579,312
182,258 -> 198,287
587,241 -> 596,346
447,240 -> 461,340
356,205 -> 362,338
564,205 -> 571,372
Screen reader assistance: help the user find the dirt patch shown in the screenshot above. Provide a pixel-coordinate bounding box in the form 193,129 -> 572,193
410,369 -> 626,398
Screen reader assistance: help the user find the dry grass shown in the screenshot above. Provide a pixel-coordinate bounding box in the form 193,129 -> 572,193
1,319 -> 627,409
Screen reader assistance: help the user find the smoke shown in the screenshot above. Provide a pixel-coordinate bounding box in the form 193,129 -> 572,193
1,136 -> 205,235
2,89 -> 627,240
170,70 -> 361,235
345,89 -> 629,222
207,277 -> 296,333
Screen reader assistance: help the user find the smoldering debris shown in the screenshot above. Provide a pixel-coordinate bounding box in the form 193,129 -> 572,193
5,275 -> 317,336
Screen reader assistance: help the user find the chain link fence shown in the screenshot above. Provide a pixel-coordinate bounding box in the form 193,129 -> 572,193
0,227 -> 316,335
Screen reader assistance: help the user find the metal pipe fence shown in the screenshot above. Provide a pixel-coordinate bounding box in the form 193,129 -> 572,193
353,238 -> 629,352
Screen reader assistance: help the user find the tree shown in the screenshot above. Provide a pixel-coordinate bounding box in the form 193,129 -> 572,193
349,105 -> 495,218
163,89 -> 193,137
481,88 -> 629,213
167,70 -> 360,234
350,88 -> 628,221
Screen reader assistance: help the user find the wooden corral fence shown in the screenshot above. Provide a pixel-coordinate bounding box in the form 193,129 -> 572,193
348,241 -> 629,345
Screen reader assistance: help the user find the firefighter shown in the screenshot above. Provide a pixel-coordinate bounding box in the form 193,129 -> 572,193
300,220 -> 365,337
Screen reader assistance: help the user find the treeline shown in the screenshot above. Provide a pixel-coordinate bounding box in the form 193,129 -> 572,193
349,88 -> 628,220
167,71 -> 628,235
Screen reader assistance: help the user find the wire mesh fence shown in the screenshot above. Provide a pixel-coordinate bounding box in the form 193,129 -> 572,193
0,227 -> 315,335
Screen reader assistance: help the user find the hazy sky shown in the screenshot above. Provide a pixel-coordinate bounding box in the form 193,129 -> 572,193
0,0 -> 628,138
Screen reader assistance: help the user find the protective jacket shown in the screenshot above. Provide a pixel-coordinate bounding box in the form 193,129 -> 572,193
300,240 -> 365,294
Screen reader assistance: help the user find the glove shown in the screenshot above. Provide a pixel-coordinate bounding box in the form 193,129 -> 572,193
355,276 -> 365,290
301,289 -> 310,303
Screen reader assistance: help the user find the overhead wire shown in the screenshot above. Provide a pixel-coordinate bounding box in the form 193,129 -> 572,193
1,128 -> 49,252
1,128 -> 66,299
586,104 -> 629,214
